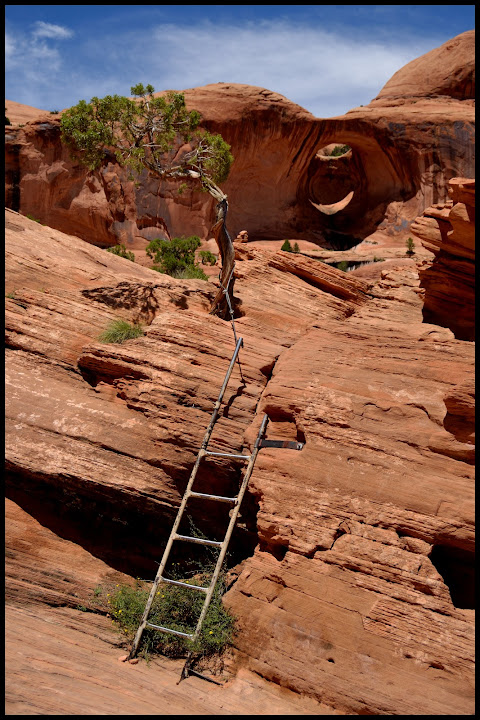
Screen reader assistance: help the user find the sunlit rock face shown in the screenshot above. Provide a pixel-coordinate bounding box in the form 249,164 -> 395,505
4,31 -> 474,252
5,207 -> 475,714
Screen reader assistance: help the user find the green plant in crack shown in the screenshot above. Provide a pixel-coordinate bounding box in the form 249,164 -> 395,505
99,319 -> 144,343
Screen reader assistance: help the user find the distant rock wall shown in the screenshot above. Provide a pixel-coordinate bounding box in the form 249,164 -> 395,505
4,32 -> 475,251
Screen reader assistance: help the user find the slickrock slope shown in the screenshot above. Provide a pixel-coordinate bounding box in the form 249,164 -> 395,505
5,208 -> 474,715
5,31 -> 475,252
411,177 -> 475,341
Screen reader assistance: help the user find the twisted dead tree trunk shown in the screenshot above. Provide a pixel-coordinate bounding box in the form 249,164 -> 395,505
197,176 -> 235,320
209,198 -> 236,319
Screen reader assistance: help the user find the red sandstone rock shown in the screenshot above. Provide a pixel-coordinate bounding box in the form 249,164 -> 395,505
5,208 -> 474,714
413,178 -> 475,341
374,30 -> 475,102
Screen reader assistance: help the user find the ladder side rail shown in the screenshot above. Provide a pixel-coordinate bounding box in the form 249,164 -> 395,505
129,335 -> 244,659
190,414 -> 269,642
200,336 -> 244,451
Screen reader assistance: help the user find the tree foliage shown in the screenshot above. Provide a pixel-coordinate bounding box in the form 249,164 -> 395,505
60,84 -> 233,198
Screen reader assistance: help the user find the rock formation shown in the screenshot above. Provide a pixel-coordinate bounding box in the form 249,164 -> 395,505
5,31 -> 475,252
411,177 -> 475,340
5,206 -> 474,714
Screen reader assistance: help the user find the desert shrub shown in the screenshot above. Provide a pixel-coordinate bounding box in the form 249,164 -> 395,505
281,239 -> 293,252
199,250 -> 217,266
406,237 -> 415,255
329,144 -> 351,157
26,213 -> 41,223
5,116 -> 11,125
99,319 -> 144,343
336,260 -> 349,272
105,573 -> 236,660
373,256 -> 385,262
293,242 -> 300,253
146,236 -> 208,280
106,243 -> 135,262
49,110 -> 60,114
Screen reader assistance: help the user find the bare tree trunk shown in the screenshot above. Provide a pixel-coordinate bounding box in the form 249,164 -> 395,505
209,198 -> 236,319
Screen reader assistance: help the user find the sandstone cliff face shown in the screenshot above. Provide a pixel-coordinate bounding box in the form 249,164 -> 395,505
411,177 -> 475,341
5,208 -> 474,714
5,31 -> 475,252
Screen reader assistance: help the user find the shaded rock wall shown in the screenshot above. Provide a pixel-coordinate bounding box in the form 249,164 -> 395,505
412,177 -> 475,340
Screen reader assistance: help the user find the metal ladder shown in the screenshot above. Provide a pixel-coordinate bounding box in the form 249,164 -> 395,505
128,336 -> 268,670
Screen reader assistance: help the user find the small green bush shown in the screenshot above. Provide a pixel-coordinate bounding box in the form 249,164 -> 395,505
199,250 -> 217,266
336,260 -> 349,272
106,243 -> 136,262
26,213 -> 41,223
104,572 -> 236,660
329,144 -> 351,157
293,242 -> 300,253
99,319 -> 144,343
373,256 -> 385,262
281,239 -> 293,252
49,110 -> 60,114
406,237 -> 415,255
146,236 -> 208,280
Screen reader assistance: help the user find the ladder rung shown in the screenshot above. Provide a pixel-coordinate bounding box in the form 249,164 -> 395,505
174,534 -> 223,547
160,577 -> 208,593
204,451 -> 251,459
145,622 -> 194,639
189,491 -> 237,503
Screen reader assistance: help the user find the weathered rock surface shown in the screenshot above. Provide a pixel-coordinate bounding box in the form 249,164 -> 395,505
5,31 -> 475,254
412,177 -> 475,340
5,208 -> 474,714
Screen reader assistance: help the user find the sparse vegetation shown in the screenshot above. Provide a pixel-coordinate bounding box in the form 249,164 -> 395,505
329,144 -> 351,157
406,237 -> 415,255
281,239 -> 293,252
99,319 -> 144,343
146,236 -> 208,280
106,243 -> 136,262
103,574 -> 236,660
336,260 -> 349,271
26,213 -> 41,223
199,250 -> 217,266
293,242 -> 300,253
91,518 -> 237,663
5,107 -> 11,125
6,291 -> 16,299
49,110 -> 60,114
373,256 -> 385,262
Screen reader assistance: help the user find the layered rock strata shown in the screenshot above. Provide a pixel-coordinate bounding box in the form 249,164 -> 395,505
412,177 -> 475,340
5,209 -> 474,714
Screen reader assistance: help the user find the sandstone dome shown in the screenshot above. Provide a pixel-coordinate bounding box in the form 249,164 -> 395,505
375,29 -> 475,101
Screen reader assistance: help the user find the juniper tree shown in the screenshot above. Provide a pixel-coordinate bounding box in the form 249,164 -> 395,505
60,83 -> 235,317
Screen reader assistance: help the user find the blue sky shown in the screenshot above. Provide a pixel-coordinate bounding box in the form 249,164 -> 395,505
5,5 -> 475,118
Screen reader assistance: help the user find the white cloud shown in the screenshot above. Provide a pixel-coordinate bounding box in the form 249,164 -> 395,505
5,19 -> 443,117
32,21 -> 74,40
